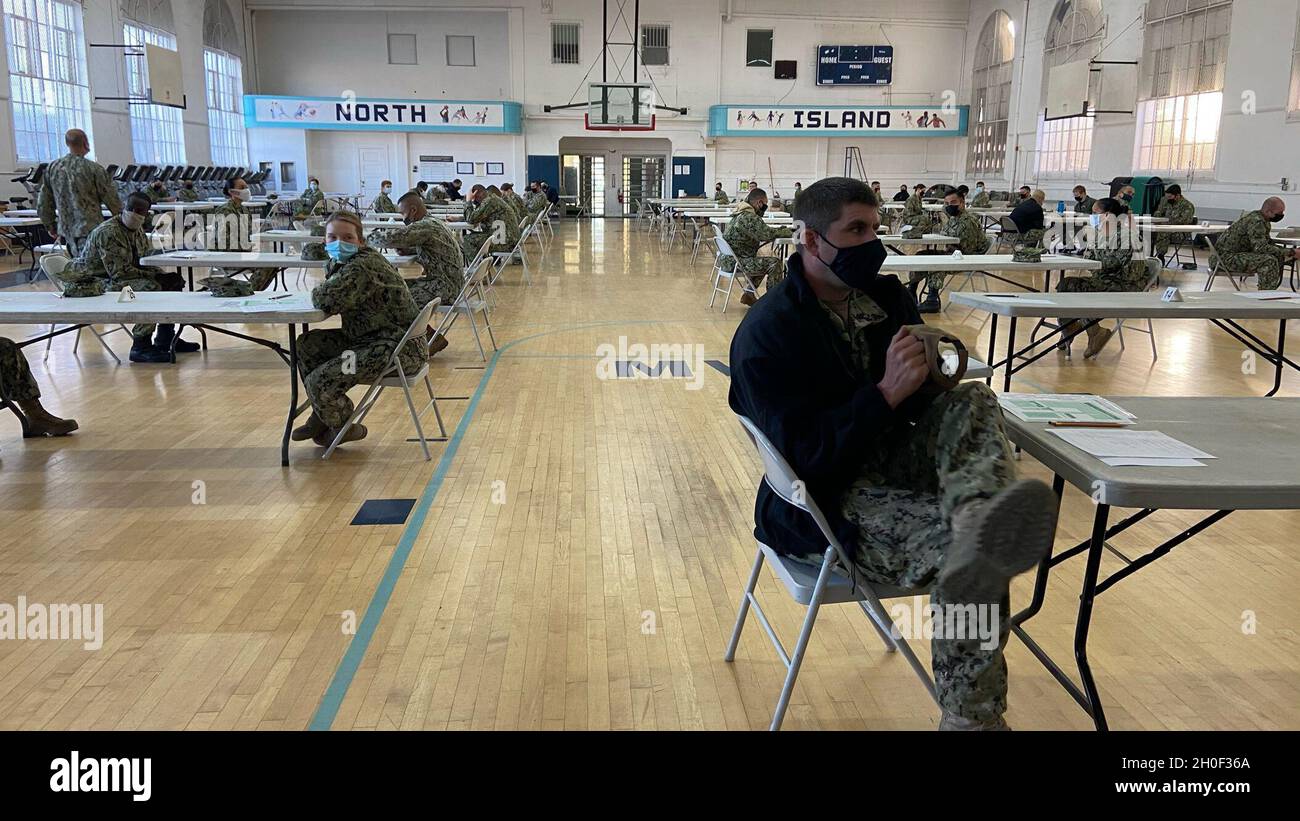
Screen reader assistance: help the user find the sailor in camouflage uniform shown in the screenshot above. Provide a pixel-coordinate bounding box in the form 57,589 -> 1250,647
290,212 -> 425,448
713,183 -> 730,205
64,193 -> 196,363
210,177 -> 280,290
524,183 -> 548,216
969,182 -> 991,209
0,337 -> 79,436
897,184 -> 928,230
36,129 -> 121,257
461,184 -> 519,262
500,183 -> 529,225
143,180 -> 174,204
369,181 -> 398,214
177,180 -> 201,202
722,188 -> 794,306
1208,197 -> 1299,291
728,177 -> 1058,730
909,190 -> 990,314
1152,184 -> 1197,262
294,177 -> 326,218
1057,198 -> 1150,359
367,192 -> 464,354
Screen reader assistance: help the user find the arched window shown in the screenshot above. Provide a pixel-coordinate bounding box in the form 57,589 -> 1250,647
122,0 -> 186,165
1133,0 -> 1234,174
1036,0 -> 1105,176
1288,5 -> 1300,120
203,0 -> 246,165
3,0 -> 94,163
967,10 -> 1016,177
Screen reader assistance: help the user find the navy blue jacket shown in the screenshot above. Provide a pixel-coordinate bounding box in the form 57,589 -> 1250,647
727,253 -> 927,557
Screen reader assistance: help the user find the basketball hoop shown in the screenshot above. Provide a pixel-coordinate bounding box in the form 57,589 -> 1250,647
584,113 -> 656,132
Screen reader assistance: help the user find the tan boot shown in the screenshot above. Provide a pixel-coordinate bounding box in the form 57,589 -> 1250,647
1083,324 -> 1115,359
313,423 -> 368,448
16,398 -> 78,437
427,331 -> 449,356
940,479 -> 1058,605
291,412 -> 326,442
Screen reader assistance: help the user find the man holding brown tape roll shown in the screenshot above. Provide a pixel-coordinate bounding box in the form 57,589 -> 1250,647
728,177 -> 1058,731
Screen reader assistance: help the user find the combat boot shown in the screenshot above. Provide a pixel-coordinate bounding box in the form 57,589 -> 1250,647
129,338 -> 173,364
939,479 -> 1057,606
16,398 -> 78,437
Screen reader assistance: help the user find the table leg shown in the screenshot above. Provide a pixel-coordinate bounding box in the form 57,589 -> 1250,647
984,315 -> 999,388
1075,503 -> 1111,731
1002,316 -> 1018,392
1267,319 -> 1287,398
283,323 -> 299,467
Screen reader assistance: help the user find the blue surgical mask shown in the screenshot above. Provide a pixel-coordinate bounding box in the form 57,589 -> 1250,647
324,239 -> 359,262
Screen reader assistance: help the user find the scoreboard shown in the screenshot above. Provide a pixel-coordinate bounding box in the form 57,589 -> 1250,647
816,45 -> 894,86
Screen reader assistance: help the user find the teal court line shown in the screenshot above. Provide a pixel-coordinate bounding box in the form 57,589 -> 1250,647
308,318 -> 725,730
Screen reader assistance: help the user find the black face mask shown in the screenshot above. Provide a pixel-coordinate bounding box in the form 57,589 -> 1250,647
944,204 -> 961,218
755,204 -> 768,216
1270,212 -> 1286,223
815,234 -> 889,291
1075,195 -> 1085,202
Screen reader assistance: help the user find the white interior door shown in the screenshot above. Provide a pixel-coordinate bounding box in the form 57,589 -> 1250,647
357,147 -> 389,201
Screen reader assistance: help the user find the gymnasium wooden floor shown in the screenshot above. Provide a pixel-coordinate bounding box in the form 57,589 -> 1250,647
1,218 -> 1297,730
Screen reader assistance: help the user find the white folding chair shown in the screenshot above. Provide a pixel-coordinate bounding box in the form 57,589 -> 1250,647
727,415 -> 937,731
322,298 -> 448,461
1202,234 -> 1254,291
39,254 -> 127,364
1115,257 -> 1162,361
708,234 -> 758,312
434,258 -> 498,362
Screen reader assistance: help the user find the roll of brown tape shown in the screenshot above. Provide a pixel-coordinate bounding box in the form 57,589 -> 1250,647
903,324 -> 968,391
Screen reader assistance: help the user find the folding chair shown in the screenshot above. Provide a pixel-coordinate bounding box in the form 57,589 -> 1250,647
434,258 -> 498,362
490,220 -> 532,285
727,415 -> 937,731
38,254 -> 127,364
322,298 -> 447,461
708,234 -> 758,312
1115,257 -> 1162,361
1202,234 -> 1254,291
994,217 -> 1021,254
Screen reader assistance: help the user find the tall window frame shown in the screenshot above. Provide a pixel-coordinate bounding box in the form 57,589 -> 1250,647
204,46 -> 246,166
1036,0 -> 1105,177
3,0 -> 94,163
124,20 -> 186,165
967,10 -> 1015,177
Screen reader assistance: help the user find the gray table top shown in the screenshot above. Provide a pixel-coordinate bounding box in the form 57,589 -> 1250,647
0,291 -> 327,325
1005,396 -> 1300,509
951,290 -> 1300,318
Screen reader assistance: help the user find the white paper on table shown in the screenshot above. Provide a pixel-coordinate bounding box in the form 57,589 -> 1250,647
1232,290 -> 1300,302
985,296 -> 1056,306
1099,457 -> 1205,467
1048,428 -> 1216,460
1000,393 -> 1135,423
237,294 -> 312,312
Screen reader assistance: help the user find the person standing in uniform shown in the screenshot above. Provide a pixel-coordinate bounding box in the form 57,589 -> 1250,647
460,184 -> 519,262
367,192 -> 464,355
722,187 -> 794,306
1056,197 -> 1149,359
1152,184 -> 1196,263
910,188 -> 990,314
727,176 -> 1057,731
290,211 -> 424,448
68,192 -> 196,363
370,180 -> 398,213
1209,197 -> 1299,291
1,337 -> 78,436
37,129 -> 121,257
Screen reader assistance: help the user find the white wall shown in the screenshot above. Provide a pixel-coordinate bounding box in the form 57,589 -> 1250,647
0,0 -> 250,200
964,0 -> 1300,216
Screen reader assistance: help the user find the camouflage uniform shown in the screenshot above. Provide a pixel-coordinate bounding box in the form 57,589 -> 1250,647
969,190 -> 991,209
722,204 -> 793,293
461,194 -> 519,262
367,217 -> 465,308
913,209 -> 989,294
143,185 -> 170,204
177,186 -> 201,202
1152,196 -> 1196,259
298,246 -> 424,428
1209,210 -> 1291,290
803,295 -> 1018,724
504,191 -> 528,223
1073,195 -> 1096,215
524,190 -> 548,215
899,192 -> 925,225
68,216 -> 183,340
713,189 -> 730,205
500,191 -> 527,227
0,336 -> 41,402
370,192 -> 397,213
294,187 -> 325,218
210,198 -> 278,290
36,152 -> 121,257
1058,229 -> 1146,294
